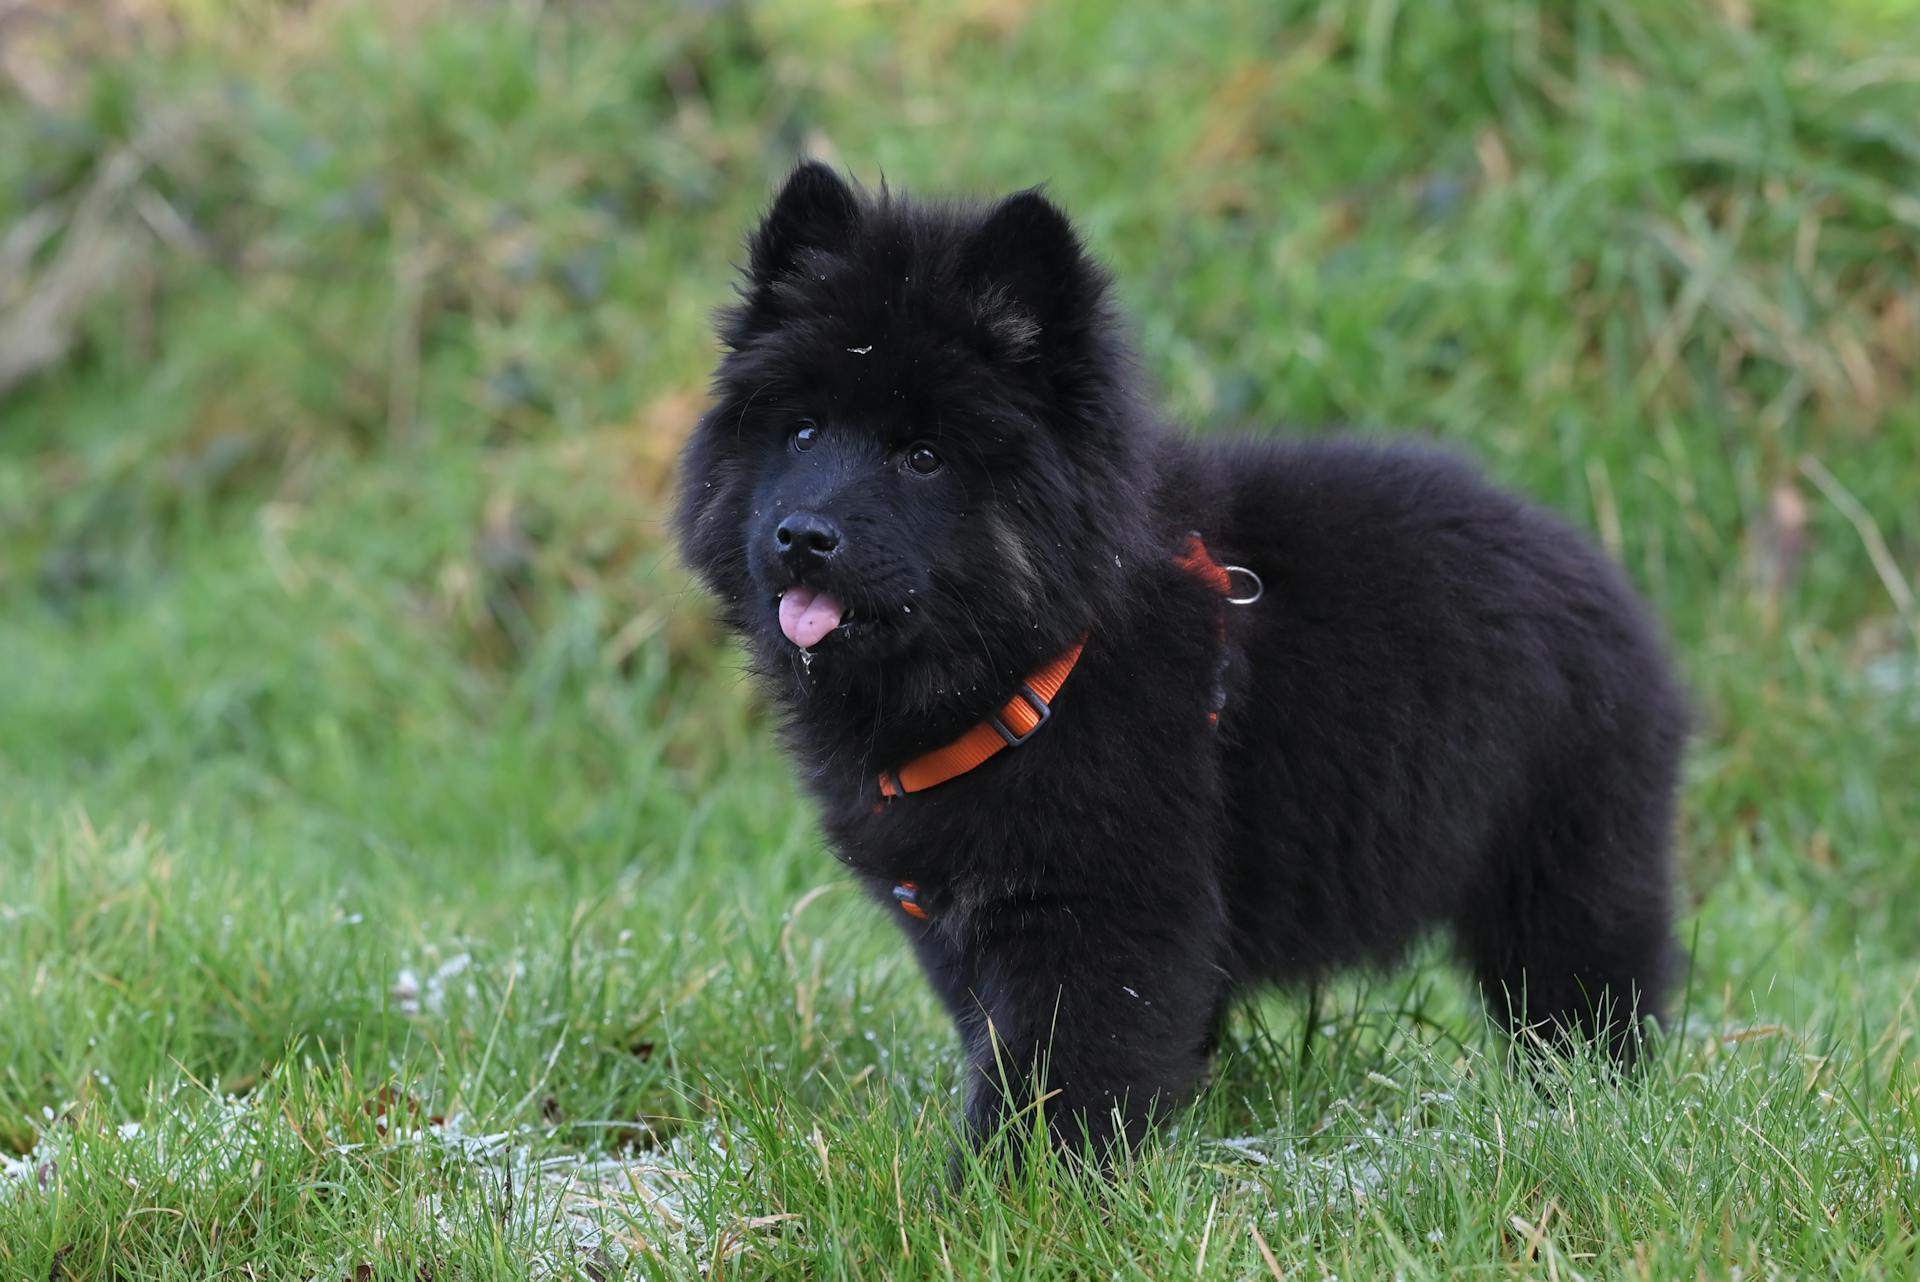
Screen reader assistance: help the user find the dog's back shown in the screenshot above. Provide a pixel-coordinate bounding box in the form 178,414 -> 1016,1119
1195,435 -> 1688,1059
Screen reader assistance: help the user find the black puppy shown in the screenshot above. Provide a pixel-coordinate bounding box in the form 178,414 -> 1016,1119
675,163 -> 1687,1158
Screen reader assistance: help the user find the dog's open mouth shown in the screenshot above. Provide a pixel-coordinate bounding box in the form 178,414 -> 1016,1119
778,585 -> 846,649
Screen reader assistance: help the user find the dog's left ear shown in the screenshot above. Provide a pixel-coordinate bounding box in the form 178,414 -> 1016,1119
961,189 -> 1106,356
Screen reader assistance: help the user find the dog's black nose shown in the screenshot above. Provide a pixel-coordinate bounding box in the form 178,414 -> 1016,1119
775,511 -> 842,570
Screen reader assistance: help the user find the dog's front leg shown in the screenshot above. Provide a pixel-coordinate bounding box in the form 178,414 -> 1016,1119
958,898 -> 1225,1163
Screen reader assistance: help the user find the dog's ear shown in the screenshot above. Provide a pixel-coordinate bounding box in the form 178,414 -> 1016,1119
748,162 -> 861,282
961,189 -> 1104,355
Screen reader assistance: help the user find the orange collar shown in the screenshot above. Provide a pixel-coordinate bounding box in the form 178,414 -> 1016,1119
877,637 -> 1086,798
874,533 -> 1235,801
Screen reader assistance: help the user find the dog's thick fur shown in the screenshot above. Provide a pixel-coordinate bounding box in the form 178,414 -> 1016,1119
675,163 -> 1688,1157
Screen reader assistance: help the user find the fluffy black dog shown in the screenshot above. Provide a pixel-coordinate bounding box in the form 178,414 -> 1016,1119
675,163 -> 1688,1157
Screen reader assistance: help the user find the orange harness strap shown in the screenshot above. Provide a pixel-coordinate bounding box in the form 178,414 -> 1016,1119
877,637 -> 1086,798
876,533 -> 1233,801
879,534 -> 1239,924
1174,534 -> 1233,597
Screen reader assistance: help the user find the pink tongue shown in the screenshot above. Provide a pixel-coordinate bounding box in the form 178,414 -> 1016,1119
778,586 -> 844,649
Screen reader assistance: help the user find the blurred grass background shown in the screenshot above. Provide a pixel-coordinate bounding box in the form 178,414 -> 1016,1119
1,1 -> 1917,1277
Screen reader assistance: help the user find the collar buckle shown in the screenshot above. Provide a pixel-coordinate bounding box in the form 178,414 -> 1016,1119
988,684 -> 1052,746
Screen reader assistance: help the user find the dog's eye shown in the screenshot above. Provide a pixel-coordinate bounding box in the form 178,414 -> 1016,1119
791,422 -> 819,451
906,443 -> 942,475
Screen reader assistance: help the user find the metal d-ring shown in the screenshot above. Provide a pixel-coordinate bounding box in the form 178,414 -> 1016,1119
1222,565 -> 1263,605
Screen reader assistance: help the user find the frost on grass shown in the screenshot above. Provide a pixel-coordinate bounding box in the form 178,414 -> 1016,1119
1,1139 -> 56,1194
1212,1130 -> 1391,1214
338,1107 -> 789,1275
390,951 -> 475,1017
403,1116 -> 760,1276
3,1088 -> 777,1278
1209,1091 -> 1484,1217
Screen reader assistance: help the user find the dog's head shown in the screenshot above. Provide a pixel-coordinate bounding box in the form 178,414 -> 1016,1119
675,165 -> 1152,704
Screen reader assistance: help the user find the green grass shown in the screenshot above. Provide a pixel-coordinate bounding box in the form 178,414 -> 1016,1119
2,0 -> 1918,1276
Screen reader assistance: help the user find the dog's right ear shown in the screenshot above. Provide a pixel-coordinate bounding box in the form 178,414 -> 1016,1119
959,188 -> 1109,364
747,162 -> 861,282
